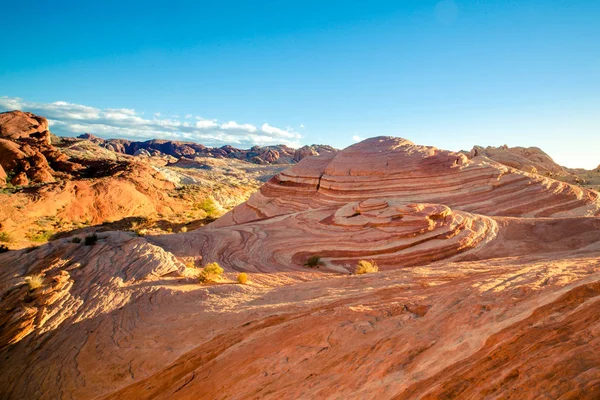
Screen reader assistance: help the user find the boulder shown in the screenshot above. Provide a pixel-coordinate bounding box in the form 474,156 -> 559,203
0,110 -> 50,144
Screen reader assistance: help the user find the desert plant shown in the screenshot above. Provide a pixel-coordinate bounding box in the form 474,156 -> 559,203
24,274 -> 44,290
0,231 -> 14,243
0,244 -> 9,253
356,260 -> 379,275
195,197 -> 221,218
136,229 -> 148,237
180,226 -> 188,233
304,255 -> 323,268
237,272 -> 249,284
199,262 -> 224,283
28,230 -> 54,243
71,237 -> 82,243
84,233 -> 98,246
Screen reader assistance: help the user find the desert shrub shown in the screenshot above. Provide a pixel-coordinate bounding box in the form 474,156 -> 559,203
24,274 -> 44,290
0,232 -> 15,242
0,244 -> 9,253
136,229 -> 148,237
195,197 -> 220,218
28,230 -> 54,243
0,231 -> 14,243
304,255 -> 323,268
199,262 -> 224,283
84,233 -> 98,246
356,260 -> 378,275
180,226 -> 188,233
237,272 -> 248,284
185,261 -> 196,269
71,237 -> 82,243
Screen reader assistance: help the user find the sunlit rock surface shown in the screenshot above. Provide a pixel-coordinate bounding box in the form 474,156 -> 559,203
1,136 -> 600,399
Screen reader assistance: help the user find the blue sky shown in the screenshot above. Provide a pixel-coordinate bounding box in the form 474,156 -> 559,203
1,0 -> 599,168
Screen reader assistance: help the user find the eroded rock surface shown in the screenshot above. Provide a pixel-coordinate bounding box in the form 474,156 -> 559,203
216,137 -> 600,228
1,135 -> 600,399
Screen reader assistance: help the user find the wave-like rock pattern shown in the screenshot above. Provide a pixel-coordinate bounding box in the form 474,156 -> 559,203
152,200 -> 498,273
0,232 -> 186,349
215,137 -> 600,227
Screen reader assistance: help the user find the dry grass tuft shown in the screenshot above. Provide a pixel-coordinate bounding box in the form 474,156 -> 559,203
24,274 -> 44,290
237,272 -> 249,284
199,262 -> 224,283
356,260 -> 379,275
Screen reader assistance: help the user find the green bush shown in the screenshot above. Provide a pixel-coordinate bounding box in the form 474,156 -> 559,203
199,262 -> 224,283
356,260 -> 378,275
304,255 -> 323,268
0,244 -> 9,253
195,197 -> 220,218
28,230 -> 54,243
71,237 -> 82,243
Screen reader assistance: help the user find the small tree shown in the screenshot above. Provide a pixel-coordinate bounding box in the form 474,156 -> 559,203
356,260 -> 378,275
199,262 -> 224,283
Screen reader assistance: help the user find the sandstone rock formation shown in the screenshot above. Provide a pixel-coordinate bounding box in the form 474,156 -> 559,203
0,110 -> 51,144
216,137 -> 600,228
0,111 -> 77,187
0,111 -> 280,248
1,135 -> 600,399
466,144 -> 568,175
465,144 -> 600,191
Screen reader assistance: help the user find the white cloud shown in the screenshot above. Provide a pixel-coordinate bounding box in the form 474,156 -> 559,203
260,123 -> 302,139
194,119 -> 218,129
0,96 -> 303,148
221,121 -> 257,133
300,124 -> 305,129
352,135 -> 363,142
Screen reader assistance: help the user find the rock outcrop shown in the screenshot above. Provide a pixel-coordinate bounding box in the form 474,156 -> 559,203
0,111 -> 274,248
466,144 -> 568,175
216,137 -> 600,228
0,110 -> 51,144
78,134 -> 338,165
1,135 -> 600,399
0,111 -> 77,186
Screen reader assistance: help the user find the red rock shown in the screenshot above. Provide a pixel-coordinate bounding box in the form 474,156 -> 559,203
0,110 -> 50,144
10,171 -> 28,186
1,135 -> 600,400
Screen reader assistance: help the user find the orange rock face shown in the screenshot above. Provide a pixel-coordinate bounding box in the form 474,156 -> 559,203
1,136 -> 600,399
217,137 -> 600,227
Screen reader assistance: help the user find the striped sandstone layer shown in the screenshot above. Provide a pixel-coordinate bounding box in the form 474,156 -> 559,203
215,137 -> 600,227
1,136 -> 600,399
